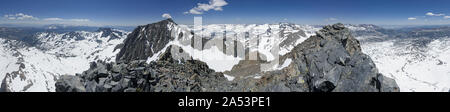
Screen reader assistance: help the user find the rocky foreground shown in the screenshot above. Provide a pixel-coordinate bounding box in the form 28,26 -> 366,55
56,23 -> 399,92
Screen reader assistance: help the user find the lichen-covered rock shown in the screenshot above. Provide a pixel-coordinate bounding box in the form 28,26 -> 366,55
0,76 -> 9,92
55,75 -> 86,92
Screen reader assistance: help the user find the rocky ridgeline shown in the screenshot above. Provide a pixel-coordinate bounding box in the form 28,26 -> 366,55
56,45 -> 232,92
276,23 -> 399,92
56,22 -> 400,92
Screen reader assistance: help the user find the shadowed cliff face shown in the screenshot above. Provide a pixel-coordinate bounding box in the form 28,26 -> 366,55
56,21 -> 399,92
115,19 -> 175,63
0,77 -> 8,92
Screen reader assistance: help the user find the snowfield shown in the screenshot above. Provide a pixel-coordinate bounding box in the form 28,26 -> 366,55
148,23 -> 319,72
0,29 -> 129,92
361,37 -> 450,92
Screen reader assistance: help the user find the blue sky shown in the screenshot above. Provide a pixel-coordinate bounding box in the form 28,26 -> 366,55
1,0 -> 450,26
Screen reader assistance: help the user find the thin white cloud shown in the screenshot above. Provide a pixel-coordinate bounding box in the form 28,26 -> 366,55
44,18 -> 64,21
3,13 -> 39,20
426,12 -> 445,16
162,13 -> 172,19
185,0 -> 228,15
43,18 -> 90,22
325,17 -> 338,22
185,9 -> 203,14
69,19 -> 90,22
408,17 -> 417,20
444,16 -> 450,19
4,13 -> 89,23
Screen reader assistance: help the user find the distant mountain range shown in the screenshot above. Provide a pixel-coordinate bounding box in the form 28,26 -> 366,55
0,27 -> 129,92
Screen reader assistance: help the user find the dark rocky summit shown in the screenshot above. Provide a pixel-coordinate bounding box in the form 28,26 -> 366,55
115,19 -> 176,62
276,23 -> 399,92
56,22 -> 399,92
